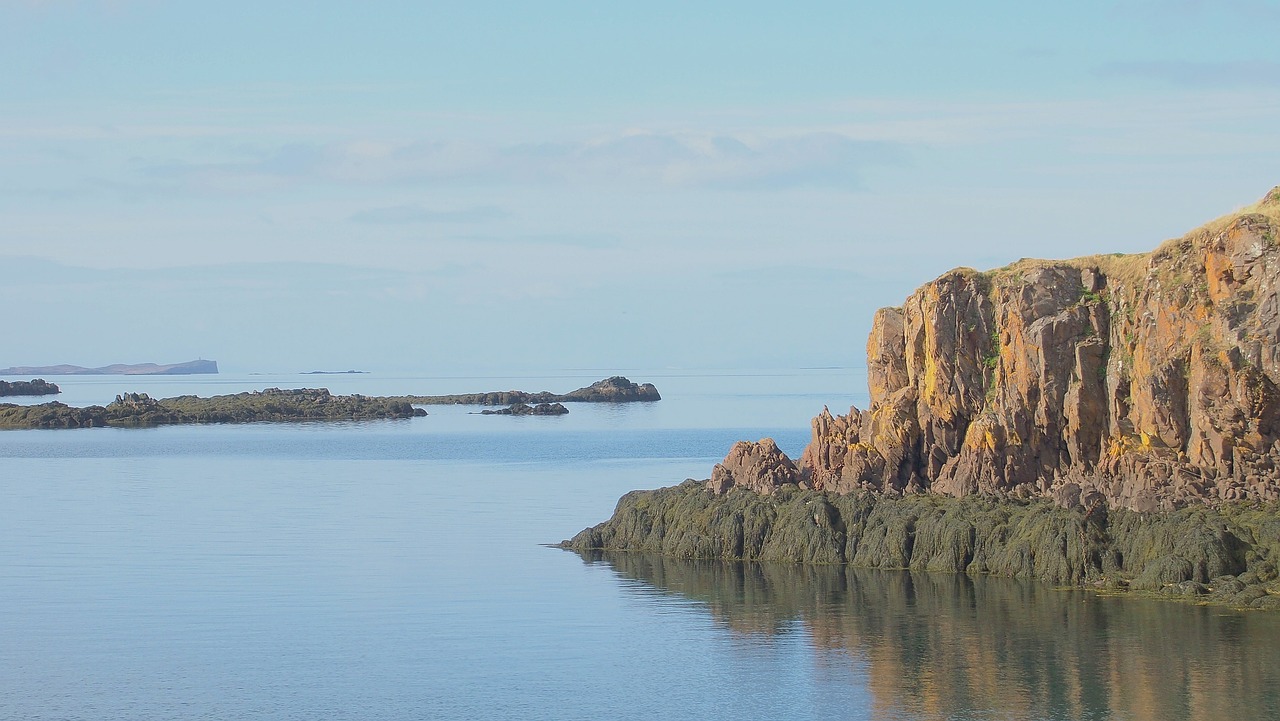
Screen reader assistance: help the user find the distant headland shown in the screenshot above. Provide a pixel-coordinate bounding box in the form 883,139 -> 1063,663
0,360 -> 218,376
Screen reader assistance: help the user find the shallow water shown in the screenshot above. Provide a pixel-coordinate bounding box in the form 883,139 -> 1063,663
1,370 -> 1277,720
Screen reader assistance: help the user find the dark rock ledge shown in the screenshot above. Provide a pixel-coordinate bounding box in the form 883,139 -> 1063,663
0,388 -> 425,429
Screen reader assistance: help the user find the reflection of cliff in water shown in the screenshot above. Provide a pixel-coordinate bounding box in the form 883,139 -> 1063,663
581,551 -> 1280,721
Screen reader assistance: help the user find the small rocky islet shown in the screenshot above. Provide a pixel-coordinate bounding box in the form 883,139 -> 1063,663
389,376 -> 660,405
0,376 -> 657,429
0,379 -> 60,397
565,186 -> 1280,609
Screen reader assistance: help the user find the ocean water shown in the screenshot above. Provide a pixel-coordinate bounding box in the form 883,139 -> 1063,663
2,370 -> 1278,721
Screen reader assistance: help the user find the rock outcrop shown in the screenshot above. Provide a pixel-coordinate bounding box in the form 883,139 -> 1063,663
0,379 -> 60,397
562,482 -> 1280,609
563,187 -> 1280,606
752,187 -> 1280,512
0,388 -> 426,429
479,402 -> 569,416
394,376 -> 660,405
559,376 -> 661,402
709,438 -> 802,495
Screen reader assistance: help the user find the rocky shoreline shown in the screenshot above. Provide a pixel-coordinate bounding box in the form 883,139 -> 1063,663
562,480 -> 1280,609
0,388 -> 425,429
0,375 -> 660,429
565,187 -> 1280,609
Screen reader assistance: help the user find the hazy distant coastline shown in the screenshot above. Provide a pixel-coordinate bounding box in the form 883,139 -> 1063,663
0,360 -> 218,376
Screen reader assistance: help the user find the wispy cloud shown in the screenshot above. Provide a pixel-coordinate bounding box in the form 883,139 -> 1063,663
450,233 -> 620,249
349,204 -> 510,225
140,131 -> 908,192
1120,0 -> 1280,21
1099,60 -> 1280,88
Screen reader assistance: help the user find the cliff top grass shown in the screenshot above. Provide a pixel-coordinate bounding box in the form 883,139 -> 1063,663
946,186 -> 1280,293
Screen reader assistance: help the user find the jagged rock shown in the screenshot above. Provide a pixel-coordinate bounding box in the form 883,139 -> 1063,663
709,438 -> 800,495
480,402 -> 569,416
791,186 -> 1280,511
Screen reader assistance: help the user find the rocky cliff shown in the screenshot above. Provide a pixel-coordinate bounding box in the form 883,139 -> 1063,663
564,188 -> 1280,605
717,187 -> 1280,512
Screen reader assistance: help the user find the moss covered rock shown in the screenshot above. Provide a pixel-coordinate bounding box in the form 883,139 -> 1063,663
562,480 -> 1280,608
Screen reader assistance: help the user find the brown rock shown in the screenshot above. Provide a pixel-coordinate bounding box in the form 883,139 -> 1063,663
792,186 -> 1280,511
710,438 -> 800,495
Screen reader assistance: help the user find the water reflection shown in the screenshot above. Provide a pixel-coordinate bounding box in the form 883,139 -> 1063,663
583,552 -> 1280,721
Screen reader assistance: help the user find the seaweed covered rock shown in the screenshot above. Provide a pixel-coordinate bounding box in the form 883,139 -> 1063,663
0,379 -> 60,397
563,482 -> 1280,606
394,376 -> 660,405
560,376 -> 661,402
480,402 -> 569,416
0,401 -> 108,428
0,388 -> 427,429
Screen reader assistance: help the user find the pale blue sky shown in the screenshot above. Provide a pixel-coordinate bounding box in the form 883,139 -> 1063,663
2,1 -> 1278,373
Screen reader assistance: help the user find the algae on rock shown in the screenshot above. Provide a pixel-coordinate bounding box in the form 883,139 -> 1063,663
563,481 -> 1280,608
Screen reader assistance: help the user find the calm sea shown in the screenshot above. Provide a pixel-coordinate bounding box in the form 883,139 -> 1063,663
2,370 -> 1278,721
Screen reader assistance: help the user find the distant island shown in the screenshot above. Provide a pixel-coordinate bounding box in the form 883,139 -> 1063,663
392,376 -> 660,405
0,379 -> 60,397
0,388 -> 424,429
302,370 -> 368,375
0,360 -> 218,376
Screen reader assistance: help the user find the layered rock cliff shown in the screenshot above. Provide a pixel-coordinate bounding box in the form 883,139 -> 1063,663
565,188 -> 1280,605
718,187 -> 1280,512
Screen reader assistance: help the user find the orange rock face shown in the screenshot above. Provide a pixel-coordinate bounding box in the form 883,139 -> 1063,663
790,187 -> 1280,511
709,438 -> 802,496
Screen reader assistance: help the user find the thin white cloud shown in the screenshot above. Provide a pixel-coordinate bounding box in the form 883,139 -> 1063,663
139,130 -> 908,191
1099,60 -> 1280,88
349,204 -> 510,225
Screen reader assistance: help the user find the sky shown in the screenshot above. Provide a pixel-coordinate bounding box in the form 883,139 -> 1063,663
2,1 -> 1279,373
